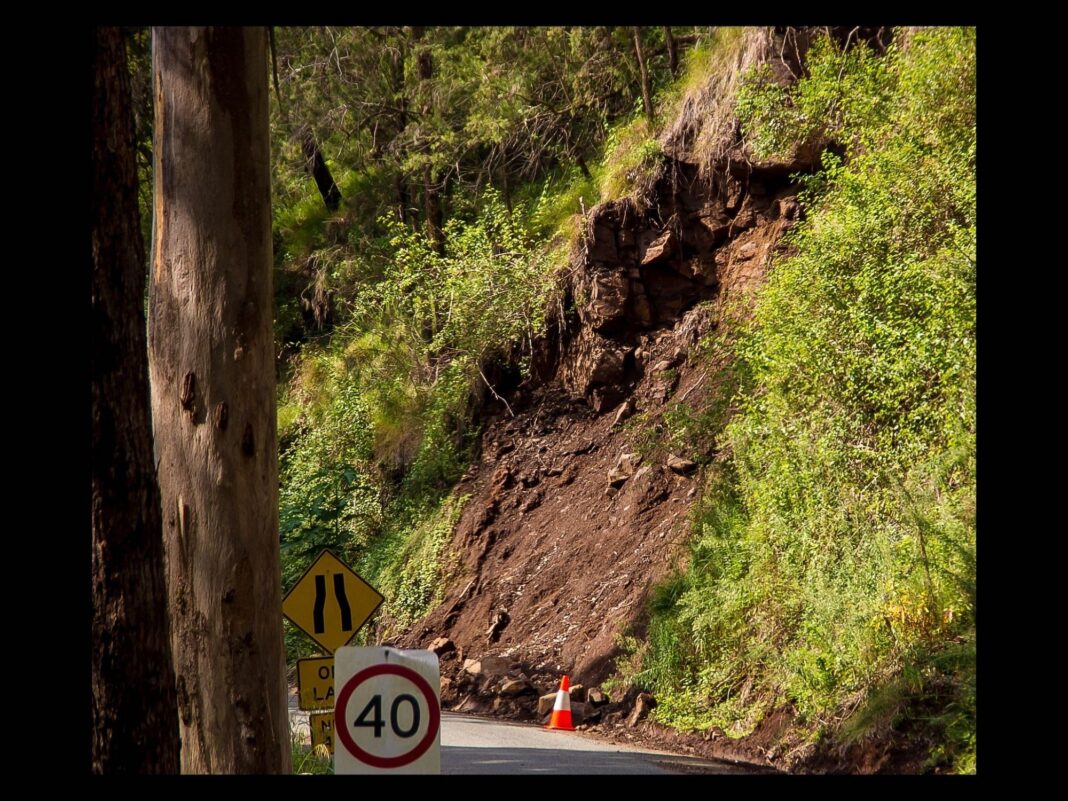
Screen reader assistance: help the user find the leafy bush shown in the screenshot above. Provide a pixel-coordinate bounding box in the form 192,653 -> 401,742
623,27 -> 976,772
278,189 -> 557,657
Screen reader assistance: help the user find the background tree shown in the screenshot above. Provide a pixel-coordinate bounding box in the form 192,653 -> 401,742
269,28 -> 342,212
632,27 -> 654,123
91,25 -> 180,775
149,26 -> 290,774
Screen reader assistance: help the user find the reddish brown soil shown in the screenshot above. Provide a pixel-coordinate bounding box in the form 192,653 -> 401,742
392,140 -> 929,772
397,307 -> 720,685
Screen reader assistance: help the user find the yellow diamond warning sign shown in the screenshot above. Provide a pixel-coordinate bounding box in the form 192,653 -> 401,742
282,550 -> 385,654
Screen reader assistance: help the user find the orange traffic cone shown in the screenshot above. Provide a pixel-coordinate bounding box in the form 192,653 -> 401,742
546,675 -> 575,731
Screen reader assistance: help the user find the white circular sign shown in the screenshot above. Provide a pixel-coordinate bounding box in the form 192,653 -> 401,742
334,648 -> 441,774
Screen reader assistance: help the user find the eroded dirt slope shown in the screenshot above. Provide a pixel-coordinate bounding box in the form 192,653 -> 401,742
395,150 -> 809,709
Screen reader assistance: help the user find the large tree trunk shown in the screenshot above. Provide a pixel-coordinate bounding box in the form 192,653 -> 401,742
91,25 -> 180,776
632,27 -> 654,124
149,26 -> 290,774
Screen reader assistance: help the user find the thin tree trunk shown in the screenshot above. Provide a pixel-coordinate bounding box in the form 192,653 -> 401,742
396,173 -> 411,227
501,161 -> 512,214
424,164 -> 444,254
391,41 -> 411,227
149,26 -> 290,774
298,124 -> 342,211
91,25 -> 180,775
414,32 -> 444,254
632,27 -> 654,124
665,27 -> 679,77
576,154 -> 592,181
270,27 -> 342,212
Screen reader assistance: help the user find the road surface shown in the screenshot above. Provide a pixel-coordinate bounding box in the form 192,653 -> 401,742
438,713 -> 752,774
292,696 -> 755,774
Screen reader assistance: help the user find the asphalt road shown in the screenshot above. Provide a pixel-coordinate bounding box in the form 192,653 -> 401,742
293,696 -> 753,775
438,713 -> 751,775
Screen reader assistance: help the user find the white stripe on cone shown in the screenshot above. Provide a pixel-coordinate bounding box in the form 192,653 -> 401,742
553,689 -> 571,711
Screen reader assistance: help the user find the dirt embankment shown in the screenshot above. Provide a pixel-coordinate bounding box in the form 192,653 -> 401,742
387,26 -> 932,774
389,145 -> 819,767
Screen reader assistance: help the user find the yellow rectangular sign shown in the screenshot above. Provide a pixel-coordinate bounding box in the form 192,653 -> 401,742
282,550 -> 385,654
311,711 -> 334,755
297,656 -> 335,711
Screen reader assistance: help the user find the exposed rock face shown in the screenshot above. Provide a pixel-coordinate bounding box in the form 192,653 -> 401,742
558,156 -> 807,414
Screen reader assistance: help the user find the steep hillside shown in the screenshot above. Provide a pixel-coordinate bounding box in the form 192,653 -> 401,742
393,25 -> 817,750
271,25 -> 975,774
393,26 -> 975,775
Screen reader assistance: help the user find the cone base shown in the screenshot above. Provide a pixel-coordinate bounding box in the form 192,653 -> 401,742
546,711 -> 575,731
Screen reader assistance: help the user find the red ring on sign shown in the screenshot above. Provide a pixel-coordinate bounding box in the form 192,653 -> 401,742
335,663 -> 440,768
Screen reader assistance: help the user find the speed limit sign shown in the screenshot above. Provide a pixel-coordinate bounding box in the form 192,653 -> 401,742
334,647 -> 441,774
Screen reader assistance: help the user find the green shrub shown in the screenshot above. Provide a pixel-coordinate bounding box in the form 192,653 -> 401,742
621,27 -> 976,771
278,189 -> 557,658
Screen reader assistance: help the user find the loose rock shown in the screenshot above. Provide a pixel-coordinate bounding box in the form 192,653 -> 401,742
428,637 -> 455,656
463,658 -> 482,676
499,676 -> 533,697
571,701 -> 589,725
486,610 -> 510,642
666,454 -> 697,475
737,242 -> 759,260
641,228 -> 678,266
538,692 -> 558,717
608,451 -> 640,488
611,397 -> 636,428
627,692 -> 657,727
587,688 -> 608,706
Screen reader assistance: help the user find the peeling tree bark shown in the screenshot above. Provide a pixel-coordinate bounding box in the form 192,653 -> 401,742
91,25 -> 180,775
149,26 -> 290,774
